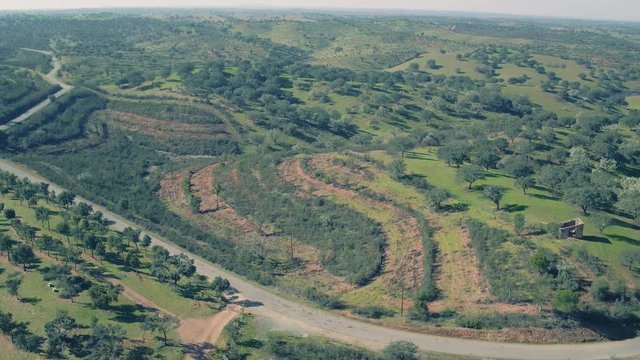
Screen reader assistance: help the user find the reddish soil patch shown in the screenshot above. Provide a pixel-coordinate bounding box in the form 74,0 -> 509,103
191,164 -> 218,212
107,110 -> 229,140
159,170 -> 189,208
179,305 -> 241,343
279,157 -> 425,292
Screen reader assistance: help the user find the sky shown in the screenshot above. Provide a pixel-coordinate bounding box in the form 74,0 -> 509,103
0,0 -> 639,22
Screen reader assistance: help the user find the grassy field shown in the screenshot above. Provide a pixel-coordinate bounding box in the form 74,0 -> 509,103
0,189 -> 221,358
628,95 -> 640,110
369,148 -> 640,285
533,55 -> 592,83
389,52 -> 486,80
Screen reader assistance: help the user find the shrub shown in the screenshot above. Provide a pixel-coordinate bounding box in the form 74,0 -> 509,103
353,306 -> 394,319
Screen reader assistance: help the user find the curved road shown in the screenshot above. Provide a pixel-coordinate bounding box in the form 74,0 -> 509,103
0,159 -> 638,359
0,48 -> 74,131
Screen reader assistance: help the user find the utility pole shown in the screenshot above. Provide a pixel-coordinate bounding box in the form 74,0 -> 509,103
289,236 -> 294,260
400,283 -> 405,316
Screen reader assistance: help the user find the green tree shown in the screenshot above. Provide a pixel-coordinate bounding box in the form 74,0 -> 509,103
86,323 -> 125,360
388,136 -> 415,157
409,290 -> 431,321
388,158 -> 407,180
563,186 -> 600,215
88,283 -> 123,309
4,208 -> 15,219
529,250 -> 551,274
482,185 -> 504,210
211,276 -> 231,295
473,146 -> 500,170
426,188 -> 451,211
0,234 -> 12,260
141,313 -> 180,345
141,234 -> 152,255
56,221 -> 72,243
513,213 -> 526,235
125,251 -> 140,271
617,192 -> 640,224
35,207 -> 50,229
553,290 -> 580,316
457,165 -> 485,190
57,191 -> 75,210
13,244 -> 36,271
383,340 -> 419,360
590,277 -> 610,301
438,142 -> 470,167
44,310 -> 76,357
590,212 -> 612,234
515,175 -> 535,194
5,272 -> 23,299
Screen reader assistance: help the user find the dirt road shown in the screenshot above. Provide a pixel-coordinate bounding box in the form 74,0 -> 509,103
1,158 -> 639,360
0,48 -> 74,131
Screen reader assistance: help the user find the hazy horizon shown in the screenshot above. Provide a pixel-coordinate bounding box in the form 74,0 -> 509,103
1,0 -> 639,22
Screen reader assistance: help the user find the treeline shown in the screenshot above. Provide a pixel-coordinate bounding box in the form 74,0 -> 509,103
0,66 -> 61,125
109,99 -> 224,125
6,89 -> 106,149
214,155 -> 386,286
182,171 -> 201,213
129,131 -> 242,157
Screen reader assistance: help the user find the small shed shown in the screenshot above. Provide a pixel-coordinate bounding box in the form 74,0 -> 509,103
559,218 -> 584,239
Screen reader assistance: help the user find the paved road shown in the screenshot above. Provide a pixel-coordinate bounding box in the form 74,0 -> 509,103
0,48 -> 74,131
0,159 -> 639,359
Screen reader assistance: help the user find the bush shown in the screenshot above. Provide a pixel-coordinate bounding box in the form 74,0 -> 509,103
266,332 -> 378,360
383,341 -> 418,360
303,287 -> 344,310
353,306 -> 394,319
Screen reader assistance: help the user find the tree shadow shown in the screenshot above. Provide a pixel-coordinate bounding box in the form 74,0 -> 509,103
611,218 -> 640,231
109,303 -> 148,323
575,310 -> 639,340
182,342 -> 214,360
609,234 -> 640,246
405,151 -> 433,160
502,204 -> 528,213
440,203 -> 469,213
20,297 -> 41,305
530,193 -> 558,201
581,235 -> 611,244
233,299 -> 263,308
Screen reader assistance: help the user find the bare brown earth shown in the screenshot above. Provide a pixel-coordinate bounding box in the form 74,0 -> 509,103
107,110 -> 229,140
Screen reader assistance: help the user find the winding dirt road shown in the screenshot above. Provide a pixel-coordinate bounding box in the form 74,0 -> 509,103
0,48 -> 74,131
1,158 -> 639,359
